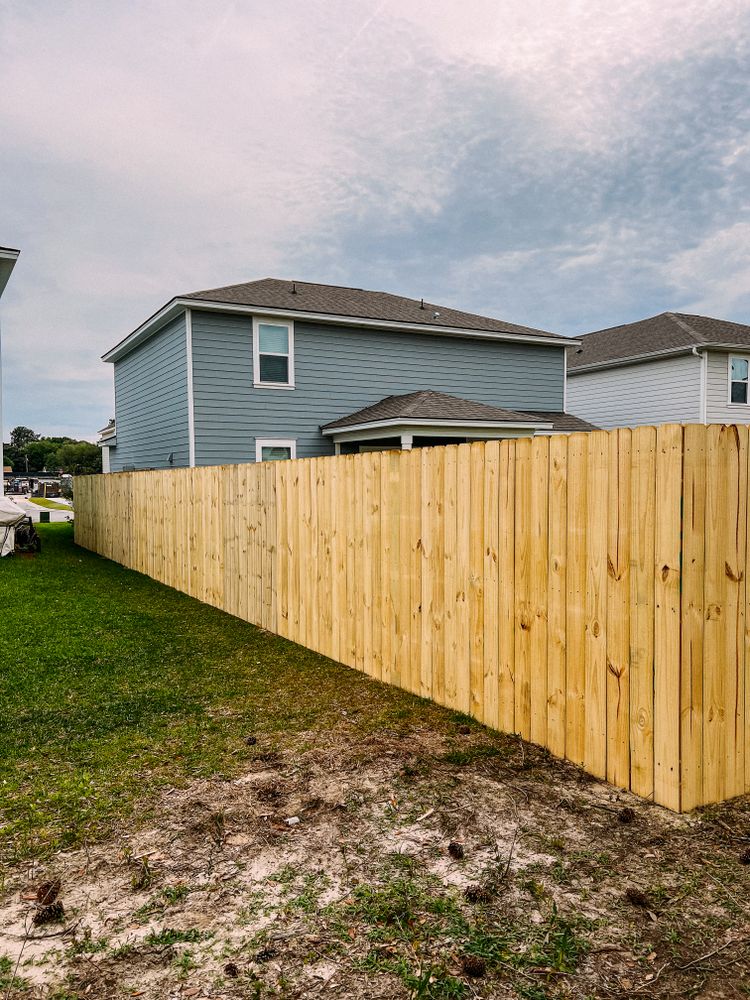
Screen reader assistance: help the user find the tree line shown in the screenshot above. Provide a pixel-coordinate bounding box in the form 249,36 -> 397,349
3,425 -> 102,476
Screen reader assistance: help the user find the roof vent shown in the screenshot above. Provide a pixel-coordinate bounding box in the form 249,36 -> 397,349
420,298 -> 425,310
433,311 -> 440,320
291,281 -> 297,294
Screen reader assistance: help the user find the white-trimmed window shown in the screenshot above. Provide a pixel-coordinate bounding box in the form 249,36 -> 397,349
255,438 -> 296,462
253,316 -> 294,388
729,356 -> 750,405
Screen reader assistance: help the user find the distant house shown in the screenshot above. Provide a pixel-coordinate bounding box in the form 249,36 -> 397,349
567,312 -> 750,429
99,278 -> 594,472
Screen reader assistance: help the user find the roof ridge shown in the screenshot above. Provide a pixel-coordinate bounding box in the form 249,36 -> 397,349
291,278 -> 404,296
664,311 -> 704,344
192,276 -> 428,301
182,277 -> 280,297
574,311 -> 676,340
402,389 -> 433,416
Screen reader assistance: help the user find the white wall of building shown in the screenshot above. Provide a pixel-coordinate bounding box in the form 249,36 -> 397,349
566,353 -> 702,429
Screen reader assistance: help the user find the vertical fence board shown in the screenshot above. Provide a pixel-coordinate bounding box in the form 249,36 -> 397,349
629,427 -> 656,799
408,450 -> 423,696
469,443 -> 485,719
345,455 -> 359,670
331,458 -> 345,664
606,429 -> 631,789
514,437 -> 532,739
547,434 -> 567,759
443,446 -> 458,710
392,451 -> 408,690
265,461 -> 277,633
362,453 -> 375,678
455,444 -> 472,716
294,461 -> 306,646
654,424 -> 683,811
681,425 -> 705,810
730,426 -> 747,800
530,436 -> 549,747
370,453 -> 383,682
585,431 -> 608,780
565,434 -> 587,767
704,425 -> 746,802
482,441 -> 500,730
378,454 -> 392,683
498,440 -> 516,735
353,454 -> 365,672
423,448 -> 444,703
381,452 -> 398,687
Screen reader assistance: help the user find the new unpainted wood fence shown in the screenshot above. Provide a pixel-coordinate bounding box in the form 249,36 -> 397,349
75,423 -> 750,811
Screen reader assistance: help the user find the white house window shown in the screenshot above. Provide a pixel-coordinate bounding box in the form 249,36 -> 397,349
253,317 -> 294,388
255,438 -> 296,462
730,356 -> 749,404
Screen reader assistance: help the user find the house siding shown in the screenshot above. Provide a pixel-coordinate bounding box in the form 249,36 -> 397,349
566,353 -> 702,429
110,315 -> 190,471
190,310 -> 565,464
705,349 -> 750,424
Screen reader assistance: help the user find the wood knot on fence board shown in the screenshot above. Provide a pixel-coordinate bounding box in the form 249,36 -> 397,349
725,562 -> 744,583
607,557 -> 623,581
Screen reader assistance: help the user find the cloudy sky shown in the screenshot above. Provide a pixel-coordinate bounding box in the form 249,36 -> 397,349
1,0 -> 749,439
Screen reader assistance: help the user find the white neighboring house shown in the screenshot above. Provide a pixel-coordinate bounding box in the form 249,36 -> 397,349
97,419 -> 116,473
567,312 -> 750,429
0,246 -> 20,497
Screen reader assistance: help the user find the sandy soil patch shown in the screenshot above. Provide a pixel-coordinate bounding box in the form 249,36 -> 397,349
2,719 -> 750,999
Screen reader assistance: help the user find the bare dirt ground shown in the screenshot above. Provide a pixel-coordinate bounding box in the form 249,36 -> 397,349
2,715 -> 750,1000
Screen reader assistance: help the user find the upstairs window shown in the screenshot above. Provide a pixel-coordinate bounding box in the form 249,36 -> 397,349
730,356 -> 749,404
255,438 -> 296,462
253,317 -> 294,388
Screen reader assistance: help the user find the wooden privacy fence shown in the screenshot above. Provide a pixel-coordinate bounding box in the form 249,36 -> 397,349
75,423 -> 750,812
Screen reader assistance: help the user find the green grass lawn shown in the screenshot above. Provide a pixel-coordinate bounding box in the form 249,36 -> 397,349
0,524 -> 445,865
28,497 -> 71,509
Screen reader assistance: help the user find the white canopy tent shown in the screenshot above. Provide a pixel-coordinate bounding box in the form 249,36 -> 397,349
0,496 -> 26,556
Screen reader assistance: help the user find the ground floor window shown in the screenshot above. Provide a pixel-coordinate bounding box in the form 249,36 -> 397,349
255,438 -> 296,462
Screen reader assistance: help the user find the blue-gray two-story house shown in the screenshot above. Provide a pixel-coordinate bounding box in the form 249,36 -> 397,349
99,278 -> 592,472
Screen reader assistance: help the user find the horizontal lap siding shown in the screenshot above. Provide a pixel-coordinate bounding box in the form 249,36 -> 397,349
567,354 -> 701,429
190,311 -> 566,465
111,316 -> 189,471
705,350 -> 750,424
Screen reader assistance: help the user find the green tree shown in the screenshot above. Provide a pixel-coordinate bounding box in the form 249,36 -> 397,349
54,441 -> 102,476
10,426 -> 38,449
24,440 -> 59,473
2,443 -> 23,472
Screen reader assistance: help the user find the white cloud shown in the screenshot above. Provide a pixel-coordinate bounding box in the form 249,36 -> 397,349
662,222 -> 750,315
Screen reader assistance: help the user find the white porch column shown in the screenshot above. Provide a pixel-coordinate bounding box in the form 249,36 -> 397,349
400,433 -> 413,450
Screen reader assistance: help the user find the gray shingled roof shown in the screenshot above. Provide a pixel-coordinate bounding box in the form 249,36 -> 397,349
183,278 -> 568,341
521,411 -> 598,432
568,312 -> 750,371
322,391 -> 552,430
